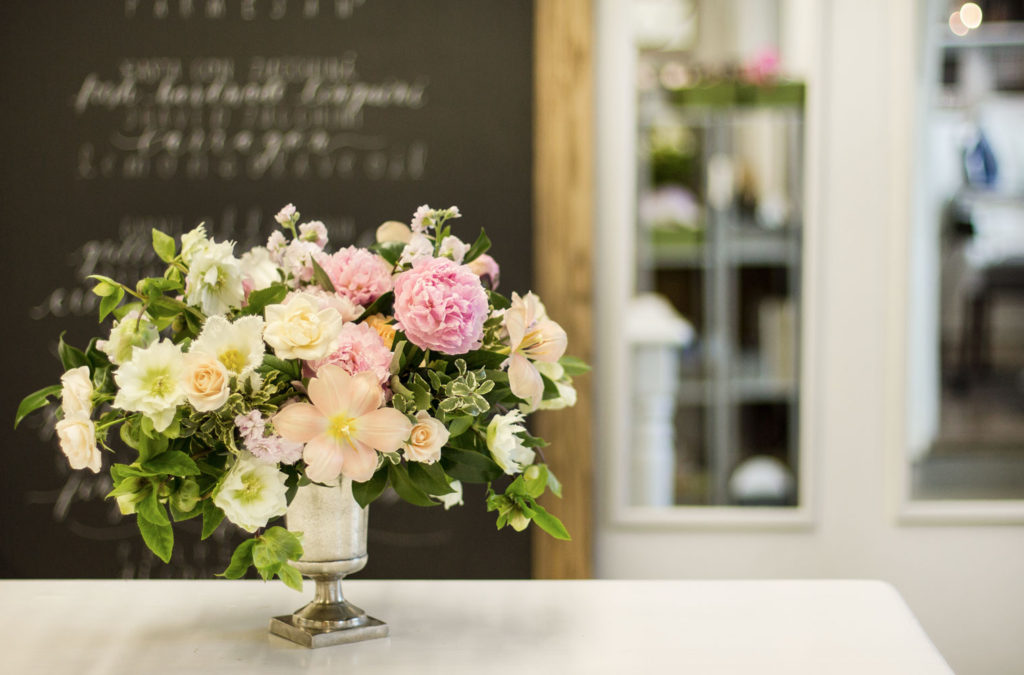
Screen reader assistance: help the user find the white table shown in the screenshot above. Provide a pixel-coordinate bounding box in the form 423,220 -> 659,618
0,579 -> 951,674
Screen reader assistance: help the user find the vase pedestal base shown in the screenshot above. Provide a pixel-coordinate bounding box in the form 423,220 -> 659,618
269,614 -> 389,648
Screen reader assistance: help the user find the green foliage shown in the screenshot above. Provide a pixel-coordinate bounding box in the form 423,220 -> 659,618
371,240 -> 407,266
219,528 -> 304,592
356,291 -> 395,323
201,500 -> 225,540
485,464 -> 570,540
241,284 -> 288,316
310,256 -> 336,293
440,447 -> 503,484
464,228 -> 491,263
352,467 -> 389,508
559,355 -> 591,376
152,229 -> 177,263
388,462 -> 437,507
14,384 -> 61,428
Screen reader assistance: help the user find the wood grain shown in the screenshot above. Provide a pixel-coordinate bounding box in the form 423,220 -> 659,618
532,0 -> 595,579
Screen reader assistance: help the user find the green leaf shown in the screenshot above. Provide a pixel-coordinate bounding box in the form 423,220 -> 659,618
522,464 -> 549,499
142,450 -> 200,477
356,291 -> 394,323
310,256 -> 336,292
558,355 -> 591,376
370,240 -> 407,266
58,333 -> 89,370
261,354 -> 301,380
525,502 -> 571,541
462,350 -> 507,371
220,539 -> 257,579
136,487 -> 170,526
387,463 -> 436,507
352,467 -> 389,508
541,374 -> 560,400
137,515 -> 174,562
407,462 -> 454,496
277,564 -> 304,592
464,228 -> 491,263
14,384 -> 61,428
242,283 -> 288,316
98,287 -> 125,322
260,526 -> 304,562
546,466 -> 563,498
488,291 -> 511,311
440,447 -> 503,483
152,228 -> 176,263
201,500 -> 225,540
251,542 -> 279,580
447,415 -> 474,439
168,500 -> 202,522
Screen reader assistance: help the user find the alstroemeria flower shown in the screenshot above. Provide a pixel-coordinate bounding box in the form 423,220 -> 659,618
503,291 -> 568,407
273,365 -> 412,483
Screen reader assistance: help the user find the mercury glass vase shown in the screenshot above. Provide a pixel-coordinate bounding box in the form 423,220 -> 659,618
268,478 -> 388,648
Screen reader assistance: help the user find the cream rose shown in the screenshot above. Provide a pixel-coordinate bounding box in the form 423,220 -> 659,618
183,353 -> 230,412
404,411 -> 450,464
55,413 -> 102,473
60,366 -> 93,417
263,292 -> 344,360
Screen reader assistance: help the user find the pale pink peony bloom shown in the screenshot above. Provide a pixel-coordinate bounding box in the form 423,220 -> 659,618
467,253 -> 500,290
503,291 -> 568,407
273,365 -> 412,483
393,257 -> 489,355
304,322 -> 394,386
314,247 -> 393,307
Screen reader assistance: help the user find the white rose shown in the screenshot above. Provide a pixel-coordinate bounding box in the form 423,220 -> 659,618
263,292 -> 344,360
183,353 -> 230,412
486,410 -> 535,475
214,453 -> 289,533
404,411 -> 450,464
55,413 -> 102,473
60,366 -> 93,417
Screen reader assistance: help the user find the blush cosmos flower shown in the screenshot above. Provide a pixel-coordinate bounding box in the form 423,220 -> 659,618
314,247 -> 392,306
272,365 -> 412,483
393,257 -> 489,355
503,291 -> 568,407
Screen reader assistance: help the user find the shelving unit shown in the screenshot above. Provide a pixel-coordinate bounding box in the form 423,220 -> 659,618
634,80 -> 804,506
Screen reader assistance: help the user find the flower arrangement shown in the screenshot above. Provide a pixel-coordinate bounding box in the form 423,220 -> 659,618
16,204 -> 587,589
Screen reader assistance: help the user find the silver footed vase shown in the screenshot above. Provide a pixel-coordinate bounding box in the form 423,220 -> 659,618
268,478 -> 388,648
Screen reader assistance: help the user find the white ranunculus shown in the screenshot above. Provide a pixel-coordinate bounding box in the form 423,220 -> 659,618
96,310 -> 159,365
263,292 -> 344,361
435,479 -> 464,510
404,411 -> 449,464
55,413 -> 102,473
486,410 -> 535,475
182,352 -> 230,412
213,453 -> 289,533
60,366 -> 93,417
240,246 -> 281,292
190,315 -> 266,379
180,224 -> 210,265
112,339 -> 186,432
185,240 -> 245,316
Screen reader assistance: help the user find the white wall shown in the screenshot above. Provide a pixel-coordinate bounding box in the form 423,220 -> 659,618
594,2 -> 1024,673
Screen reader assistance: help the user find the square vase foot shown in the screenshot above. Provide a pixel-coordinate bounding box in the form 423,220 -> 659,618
269,615 -> 389,648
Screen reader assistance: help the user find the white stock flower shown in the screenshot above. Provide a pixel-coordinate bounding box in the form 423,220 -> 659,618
60,366 -> 93,417
55,413 -> 102,473
213,453 -> 289,533
486,410 -> 535,475
299,220 -> 328,247
97,310 -> 159,365
182,352 -> 230,412
275,203 -> 298,225
240,246 -> 281,292
185,240 -> 245,316
113,339 -> 187,432
434,479 -> 463,510
263,292 -> 344,360
191,315 -> 266,379
438,235 -> 470,264
180,224 -> 210,265
398,232 -> 435,266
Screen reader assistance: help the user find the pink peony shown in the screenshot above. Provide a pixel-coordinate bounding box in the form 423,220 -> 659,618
314,247 -> 393,306
304,322 -> 394,385
393,257 -> 489,354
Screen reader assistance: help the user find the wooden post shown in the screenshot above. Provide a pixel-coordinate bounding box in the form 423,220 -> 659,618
532,0 -> 595,579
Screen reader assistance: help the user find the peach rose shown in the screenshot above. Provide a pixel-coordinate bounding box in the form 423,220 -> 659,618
60,366 -> 93,417
56,414 -> 102,473
404,411 -> 450,464
183,353 -> 230,412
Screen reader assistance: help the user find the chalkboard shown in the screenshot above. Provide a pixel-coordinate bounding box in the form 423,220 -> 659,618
0,0 -> 534,580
